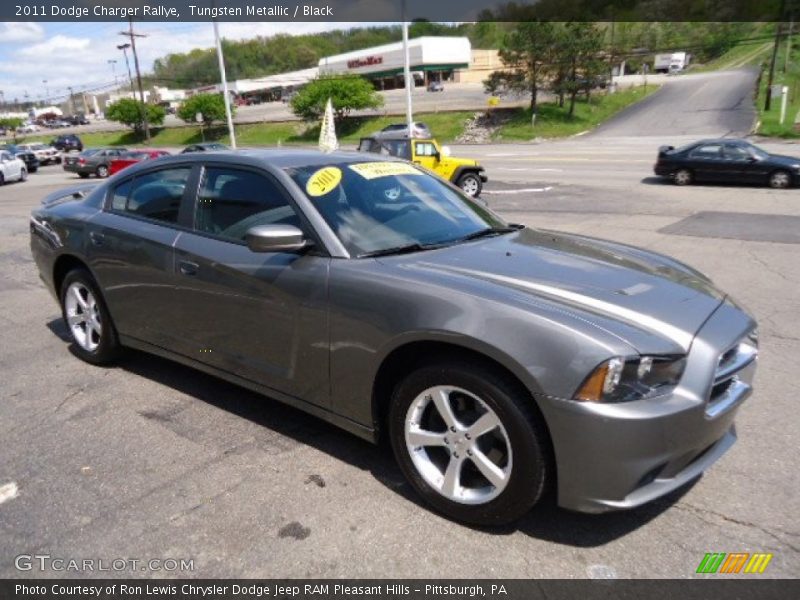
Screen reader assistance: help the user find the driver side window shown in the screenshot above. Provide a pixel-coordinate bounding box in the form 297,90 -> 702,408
195,167 -> 302,242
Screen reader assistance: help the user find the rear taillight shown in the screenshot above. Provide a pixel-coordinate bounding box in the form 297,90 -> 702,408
78,158 -> 85,165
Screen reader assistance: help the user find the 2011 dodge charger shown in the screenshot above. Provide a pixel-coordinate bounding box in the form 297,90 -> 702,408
30,149 -> 758,525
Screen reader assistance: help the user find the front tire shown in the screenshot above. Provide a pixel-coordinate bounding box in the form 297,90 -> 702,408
674,168 -> 693,186
19,168 -> 27,181
769,169 -> 791,189
96,164 -> 109,178
388,360 -> 549,525
457,172 -> 483,197
60,269 -> 120,365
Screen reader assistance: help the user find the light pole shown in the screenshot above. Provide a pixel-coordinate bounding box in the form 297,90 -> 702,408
117,43 -> 136,100
108,59 -> 119,89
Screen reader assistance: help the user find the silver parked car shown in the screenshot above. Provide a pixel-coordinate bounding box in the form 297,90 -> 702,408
30,150 -> 757,525
63,147 -> 127,178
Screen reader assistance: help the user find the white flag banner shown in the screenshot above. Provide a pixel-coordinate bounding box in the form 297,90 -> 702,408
318,97 -> 339,153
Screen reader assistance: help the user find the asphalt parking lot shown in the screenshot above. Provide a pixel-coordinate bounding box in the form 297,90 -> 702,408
1,130 -> 798,579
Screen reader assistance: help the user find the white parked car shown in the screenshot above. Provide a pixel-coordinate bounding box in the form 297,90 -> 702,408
18,123 -> 40,134
0,150 -> 27,185
18,143 -> 61,165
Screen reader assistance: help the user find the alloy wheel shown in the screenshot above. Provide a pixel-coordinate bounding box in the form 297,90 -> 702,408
674,169 -> 692,185
459,175 -> 480,197
770,171 -> 790,189
404,385 -> 513,504
64,282 -> 102,352
97,165 -> 109,178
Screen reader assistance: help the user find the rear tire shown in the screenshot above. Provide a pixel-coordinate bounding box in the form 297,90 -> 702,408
0,172 -> 4,186
59,269 -> 120,365
769,169 -> 791,189
674,168 -> 693,186
96,164 -> 109,178
457,172 -> 483,197
20,168 -> 27,181
388,360 -> 549,525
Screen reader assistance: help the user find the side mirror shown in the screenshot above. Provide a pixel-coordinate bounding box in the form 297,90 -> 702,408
246,224 -> 308,253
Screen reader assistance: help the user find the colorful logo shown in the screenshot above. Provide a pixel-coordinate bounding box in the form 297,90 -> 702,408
696,552 -> 773,574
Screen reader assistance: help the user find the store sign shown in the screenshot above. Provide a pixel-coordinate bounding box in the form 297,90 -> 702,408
347,56 -> 383,69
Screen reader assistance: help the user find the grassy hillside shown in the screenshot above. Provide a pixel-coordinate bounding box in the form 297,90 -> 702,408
756,43 -> 800,138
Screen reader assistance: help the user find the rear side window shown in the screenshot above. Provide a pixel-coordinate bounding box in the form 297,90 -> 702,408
690,144 -> 722,158
110,167 -> 190,224
194,167 -> 301,242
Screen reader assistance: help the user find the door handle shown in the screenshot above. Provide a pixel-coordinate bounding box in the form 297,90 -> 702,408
89,231 -> 105,246
179,260 -> 199,276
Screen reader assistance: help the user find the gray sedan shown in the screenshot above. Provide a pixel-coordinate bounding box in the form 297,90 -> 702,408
63,147 -> 127,178
30,149 -> 757,525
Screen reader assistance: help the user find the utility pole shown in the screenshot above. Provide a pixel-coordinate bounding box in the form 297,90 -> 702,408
765,0 -> 787,111
401,0 -> 413,134
68,86 -> 76,115
43,80 -> 49,106
213,20 -> 236,148
120,19 -> 150,140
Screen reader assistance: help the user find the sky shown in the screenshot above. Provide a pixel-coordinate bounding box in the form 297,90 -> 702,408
0,21 -> 360,105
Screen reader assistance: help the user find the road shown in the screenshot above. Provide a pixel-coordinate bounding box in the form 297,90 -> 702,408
0,69 -> 798,579
593,68 -> 758,137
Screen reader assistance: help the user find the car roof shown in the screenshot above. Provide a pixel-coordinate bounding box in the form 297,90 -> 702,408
362,133 -> 433,141
692,138 -> 748,145
155,148 -> 406,169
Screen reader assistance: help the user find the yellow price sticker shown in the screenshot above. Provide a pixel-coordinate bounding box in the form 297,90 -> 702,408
348,161 -> 421,180
306,166 -> 342,197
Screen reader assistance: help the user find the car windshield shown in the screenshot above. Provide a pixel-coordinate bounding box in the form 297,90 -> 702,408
81,149 -> 101,157
286,160 -> 507,257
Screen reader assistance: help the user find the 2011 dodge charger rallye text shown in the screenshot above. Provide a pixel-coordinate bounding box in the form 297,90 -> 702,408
29,149 -> 758,525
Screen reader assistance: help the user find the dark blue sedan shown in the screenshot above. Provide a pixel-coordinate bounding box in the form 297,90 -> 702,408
654,138 -> 800,188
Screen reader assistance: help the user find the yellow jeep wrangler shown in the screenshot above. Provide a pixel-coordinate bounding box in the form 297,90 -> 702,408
357,134 -> 487,197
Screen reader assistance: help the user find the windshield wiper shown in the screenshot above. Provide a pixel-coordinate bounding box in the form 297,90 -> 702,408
451,225 -> 521,244
359,243 -> 439,258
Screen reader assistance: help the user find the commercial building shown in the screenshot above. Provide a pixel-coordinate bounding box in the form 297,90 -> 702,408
182,37 -> 499,103
318,36 -> 473,89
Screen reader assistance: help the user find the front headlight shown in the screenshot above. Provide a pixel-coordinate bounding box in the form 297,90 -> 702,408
574,355 -> 686,403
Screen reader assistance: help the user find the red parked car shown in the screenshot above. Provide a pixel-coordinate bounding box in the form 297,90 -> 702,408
109,149 -> 171,175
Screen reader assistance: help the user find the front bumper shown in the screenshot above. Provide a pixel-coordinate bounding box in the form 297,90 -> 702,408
541,300 -> 757,513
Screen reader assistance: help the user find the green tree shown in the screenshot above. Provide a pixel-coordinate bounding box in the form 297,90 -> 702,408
105,98 -> 165,134
290,75 -> 383,121
483,21 -> 559,111
0,117 -> 24,131
553,23 -> 608,117
177,93 -> 233,127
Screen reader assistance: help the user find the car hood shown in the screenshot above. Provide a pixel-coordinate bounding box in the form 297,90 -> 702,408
768,154 -> 800,166
383,228 -> 726,351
